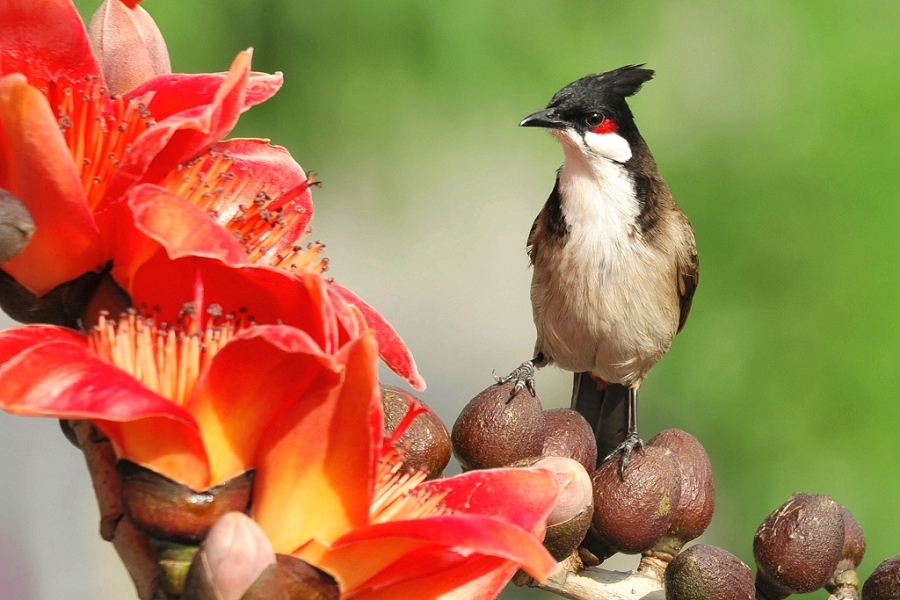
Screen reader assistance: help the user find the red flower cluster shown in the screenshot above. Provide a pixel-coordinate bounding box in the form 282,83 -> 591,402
0,1 -> 559,598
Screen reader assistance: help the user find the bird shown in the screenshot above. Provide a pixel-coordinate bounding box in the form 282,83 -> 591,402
497,65 -> 699,471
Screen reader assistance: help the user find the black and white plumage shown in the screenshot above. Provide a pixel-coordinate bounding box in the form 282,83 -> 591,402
502,65 -> 698,469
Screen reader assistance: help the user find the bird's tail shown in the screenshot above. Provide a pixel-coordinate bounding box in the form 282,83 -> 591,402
571,373 -> 629,466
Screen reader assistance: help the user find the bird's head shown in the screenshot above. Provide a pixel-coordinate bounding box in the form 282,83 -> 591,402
521,65 -> 654,165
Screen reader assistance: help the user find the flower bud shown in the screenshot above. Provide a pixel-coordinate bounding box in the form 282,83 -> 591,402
382,386 -> 451,479
586,446 -> 681,560
826,504 -> 865,595
88,0 -> 171,94
117,460 -> 254,544
664,544 -> 754,600
182,512 -> 276,600
754,492 -> 844,599
532,456 -> 593,561
647,429 -> 715,557
862,556 -> 900,600
451,381 -> 545,471
0,189 -> 34,264
542,408 -> 597,474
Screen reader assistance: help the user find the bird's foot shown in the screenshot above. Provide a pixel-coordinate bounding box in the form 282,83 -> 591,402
493,360 -> 536,399
602,433 -> 644,478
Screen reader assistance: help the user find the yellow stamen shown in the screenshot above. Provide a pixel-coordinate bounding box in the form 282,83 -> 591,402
88,307 -> 243,406
370,446 -> 449,524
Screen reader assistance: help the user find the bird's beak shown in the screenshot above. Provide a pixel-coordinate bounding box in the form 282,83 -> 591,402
520,108 -> 566,130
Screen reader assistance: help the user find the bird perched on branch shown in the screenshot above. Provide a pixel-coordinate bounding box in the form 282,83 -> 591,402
498,65 -> 699,471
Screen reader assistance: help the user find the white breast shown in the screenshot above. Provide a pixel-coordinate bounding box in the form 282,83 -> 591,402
531,132 -> 679,385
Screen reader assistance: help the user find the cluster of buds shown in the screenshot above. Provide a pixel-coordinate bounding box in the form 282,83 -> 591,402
449,380 -> 900,600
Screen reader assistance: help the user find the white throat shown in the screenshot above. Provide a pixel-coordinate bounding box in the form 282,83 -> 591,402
552,128 -> 640,259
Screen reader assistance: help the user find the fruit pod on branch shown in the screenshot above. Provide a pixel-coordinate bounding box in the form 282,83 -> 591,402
381,386 -> 451,479
542,408 -> 597,474
753,492 -> 845,599
862,556 -> 900,600
825,504 -> 865,599
583,446 -> 681,562
664,544 -> 754,600
638,429 -> 715,579
451,381 -> 545,470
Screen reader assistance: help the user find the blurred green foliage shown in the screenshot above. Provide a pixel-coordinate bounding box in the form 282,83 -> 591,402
74,1 -> 900,597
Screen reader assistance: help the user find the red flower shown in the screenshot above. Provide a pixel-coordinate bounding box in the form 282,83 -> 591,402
0,0 -> 423,389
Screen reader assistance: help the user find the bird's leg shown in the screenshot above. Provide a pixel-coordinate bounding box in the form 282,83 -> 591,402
602,385 -> 644,476
494,353 -> 545,399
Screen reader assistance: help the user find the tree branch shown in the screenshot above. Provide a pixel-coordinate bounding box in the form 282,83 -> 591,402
519,555 -> 665,600
71,420 -> 167,600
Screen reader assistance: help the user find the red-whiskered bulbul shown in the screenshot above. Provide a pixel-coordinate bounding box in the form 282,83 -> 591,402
498,65 -> 699,470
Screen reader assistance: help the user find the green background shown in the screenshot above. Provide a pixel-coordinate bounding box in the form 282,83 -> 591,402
9,1 -> 900,597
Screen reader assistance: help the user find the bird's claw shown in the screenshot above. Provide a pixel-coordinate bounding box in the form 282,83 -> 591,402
602,433 -> 644,478
493,361 -> 536,400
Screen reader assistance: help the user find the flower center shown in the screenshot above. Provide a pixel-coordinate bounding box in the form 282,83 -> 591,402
88,305 -> 247,406
157,147 -> 328,273
370,447 -> 449,524
48,75 -> 155,210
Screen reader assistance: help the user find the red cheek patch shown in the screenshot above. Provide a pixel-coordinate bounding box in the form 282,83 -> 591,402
592,119 -> 618,135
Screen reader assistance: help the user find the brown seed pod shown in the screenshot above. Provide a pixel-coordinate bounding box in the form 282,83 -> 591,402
588,446 -> 681,556
381,386 -> 451,479
534,456 -> 594,561
117,460 -> 254,544
862,555 -> 900,600
826,503 -> 866,594
647,429 -> 715,557
754,492 -> 845,599
664,544 -> 754,600
451,380 -> 546,471
542,408 -> 597,474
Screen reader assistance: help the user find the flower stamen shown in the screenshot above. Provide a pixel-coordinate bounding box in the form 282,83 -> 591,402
89,307 -> 246,406
370,447 -> 449,524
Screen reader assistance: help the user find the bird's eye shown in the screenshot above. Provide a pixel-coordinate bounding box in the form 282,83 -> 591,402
586,113 -> 604,127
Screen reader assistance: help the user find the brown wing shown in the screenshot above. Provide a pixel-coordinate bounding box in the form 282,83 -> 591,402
528,177 -> 566,264
676,238 -> 699,334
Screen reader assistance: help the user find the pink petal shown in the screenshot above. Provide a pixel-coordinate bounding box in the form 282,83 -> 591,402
0,74 -> 106,294
330,282 -> 425,391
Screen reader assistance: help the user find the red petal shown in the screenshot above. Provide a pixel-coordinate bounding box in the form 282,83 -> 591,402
0,0 -> 100,83
0,324 -> 87,362
252,332 -> 381,553
101,50 -> 258,206
189,325 -> 342,487
350,555 -> 519,600
315,514 -> 557,591
330,282 -> 425,391
0,334 -> 208,488
126,71 -> 282,122
421,468 -> 559,534
0,74 -> 105,294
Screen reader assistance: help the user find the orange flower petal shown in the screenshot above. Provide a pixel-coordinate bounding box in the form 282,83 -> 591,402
0,331 -> 208,488
252,331 -> 381,553
189,325 -> 341,487
0,74 -> 105,294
